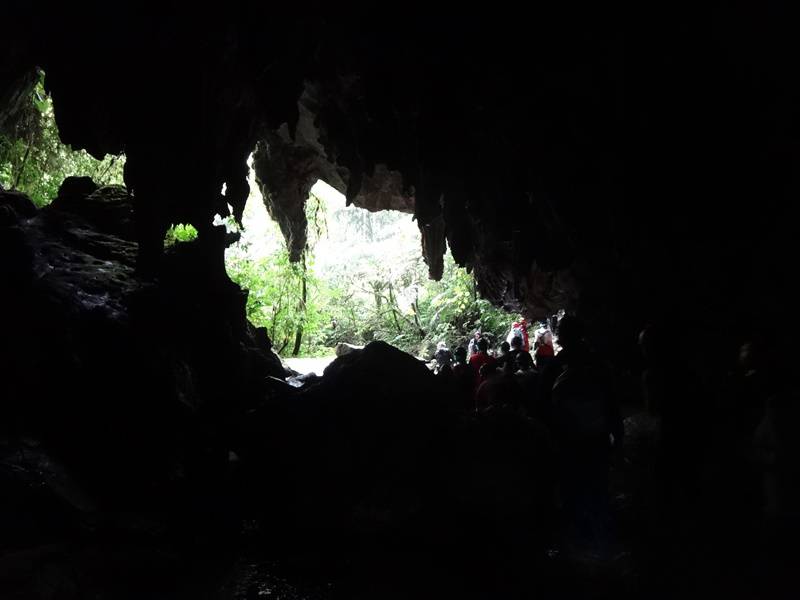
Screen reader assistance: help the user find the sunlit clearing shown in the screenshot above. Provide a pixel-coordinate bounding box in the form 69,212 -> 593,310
309,181 -> 420,313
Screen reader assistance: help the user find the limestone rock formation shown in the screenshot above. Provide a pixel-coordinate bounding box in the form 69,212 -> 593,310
2,7 -> 795,361
50,177 -> 136,241
0,183 -> 286,497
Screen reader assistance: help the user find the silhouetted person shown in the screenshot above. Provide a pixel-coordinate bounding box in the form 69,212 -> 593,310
716,341 -> 768,516
507,318 -> 530,352
534,330 -> 555,370
467,331 -> 482,360
498,340 -> 511,359
452,346 -> 469,372
727,341 -> 768,441
479,362 -> 499,381
498,337 -> 515,368
750,332 -> 800,590
475,362 -> 517,412
511,335 -> 535,371
545,315 -> 623,555
434,341 -> 454,373
437,362 -> 453,386
469,338 -> 496,382
451,346 -> 475,411
499,335 -> 534,373
639,323 -> 709,519
515,350 -> 540,419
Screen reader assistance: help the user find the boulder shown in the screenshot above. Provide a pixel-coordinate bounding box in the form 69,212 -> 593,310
0,188 -> 36,226
0,188 -> 286,504
49,178 -> 135,241
334,341 -> 363,357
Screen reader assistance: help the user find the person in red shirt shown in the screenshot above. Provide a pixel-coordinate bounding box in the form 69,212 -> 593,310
508,319 -> 531,353
469,338 -> 497,383
518,318 -> 530,352
535,330 -> 555,368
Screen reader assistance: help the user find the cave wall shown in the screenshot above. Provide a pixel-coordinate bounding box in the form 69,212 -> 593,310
3,3 -> 799,370
0,180 -> 286,500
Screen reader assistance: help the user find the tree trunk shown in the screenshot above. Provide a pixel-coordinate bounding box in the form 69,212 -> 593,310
372,281 -> 383,311
291,324 -> 304,357
411,296 -> 426,338
12,141 -> 32,189
97,155 -> 118,184
291,255 -> 308,356
387,284 -> 402,334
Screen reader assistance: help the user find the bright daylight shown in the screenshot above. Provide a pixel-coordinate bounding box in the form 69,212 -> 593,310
221,160 -> 521,374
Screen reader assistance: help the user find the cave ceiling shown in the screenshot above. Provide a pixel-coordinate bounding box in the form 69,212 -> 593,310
2,3 -> 798,345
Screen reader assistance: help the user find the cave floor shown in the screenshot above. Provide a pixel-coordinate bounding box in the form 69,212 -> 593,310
0,412 -> 777,600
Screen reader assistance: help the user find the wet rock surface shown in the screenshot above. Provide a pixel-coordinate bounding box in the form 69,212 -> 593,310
50,177 -> 136,241
0,184 -> 285,500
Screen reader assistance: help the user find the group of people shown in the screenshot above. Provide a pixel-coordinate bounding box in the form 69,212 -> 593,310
429,313 -> 799,574
432,316 -> 624,556
434,319 -> 556,381
433,320 -> 562,412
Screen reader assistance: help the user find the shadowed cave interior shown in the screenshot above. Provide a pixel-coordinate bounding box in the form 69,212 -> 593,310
1,4 -> 799,599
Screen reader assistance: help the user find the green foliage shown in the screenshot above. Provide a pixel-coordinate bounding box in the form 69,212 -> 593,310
417,256 -> 515,353
228,247 -> 323,356
226,183 -> 518,358
164,223 -> 199,247
226,193 -> 326,356
318,250 -> 517,357
0,70 -> 124,207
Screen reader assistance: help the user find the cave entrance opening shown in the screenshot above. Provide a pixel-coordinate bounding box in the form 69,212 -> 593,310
224,164 -> 523,369
0,69 -> 126,208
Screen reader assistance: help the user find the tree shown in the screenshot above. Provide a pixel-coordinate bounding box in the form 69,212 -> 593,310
225,193 -> 326,356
